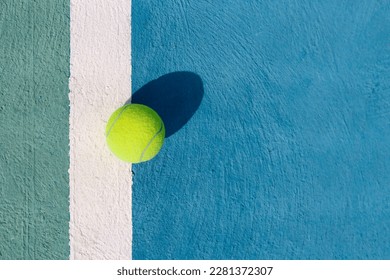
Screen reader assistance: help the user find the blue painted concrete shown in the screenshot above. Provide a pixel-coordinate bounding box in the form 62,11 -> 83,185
132,1 -> 390,259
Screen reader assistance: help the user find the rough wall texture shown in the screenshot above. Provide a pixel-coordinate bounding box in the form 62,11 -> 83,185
0,0 -> 69,259
132,1 -> 390,259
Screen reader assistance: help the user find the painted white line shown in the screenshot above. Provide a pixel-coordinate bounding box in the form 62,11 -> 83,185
69,0 -> 132,259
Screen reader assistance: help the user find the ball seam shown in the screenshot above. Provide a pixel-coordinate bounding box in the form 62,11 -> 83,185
139,122 -> 164,162
105,104 -> 130,138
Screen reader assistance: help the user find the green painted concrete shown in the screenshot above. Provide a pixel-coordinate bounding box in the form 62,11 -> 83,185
0,0 -> 69,259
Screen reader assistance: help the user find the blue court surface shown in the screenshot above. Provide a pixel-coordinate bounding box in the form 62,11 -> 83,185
132,1 -> 390,259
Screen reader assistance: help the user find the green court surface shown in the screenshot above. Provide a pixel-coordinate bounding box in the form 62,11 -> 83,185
0,0 -> 69,259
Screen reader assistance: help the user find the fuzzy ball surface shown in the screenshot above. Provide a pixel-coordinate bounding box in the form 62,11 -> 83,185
106,104 -> 165,163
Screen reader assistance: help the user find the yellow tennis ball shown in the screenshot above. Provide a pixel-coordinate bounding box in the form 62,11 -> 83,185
105,104 -> 165,163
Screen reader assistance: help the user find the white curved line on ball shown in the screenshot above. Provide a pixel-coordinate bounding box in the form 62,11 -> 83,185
139,122 -> 164,162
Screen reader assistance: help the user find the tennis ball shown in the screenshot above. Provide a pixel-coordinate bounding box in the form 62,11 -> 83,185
105,104 -> 165,163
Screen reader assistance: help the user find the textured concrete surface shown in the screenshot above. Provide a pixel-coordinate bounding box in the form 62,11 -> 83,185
69,0 -> 132,259
132,1 -> 390,259
0,0 -> 69,259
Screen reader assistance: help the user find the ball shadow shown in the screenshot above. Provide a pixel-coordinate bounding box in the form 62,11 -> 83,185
128,71 -> 204,138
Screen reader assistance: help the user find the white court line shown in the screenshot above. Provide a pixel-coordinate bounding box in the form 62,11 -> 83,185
69,0 -> 132,259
